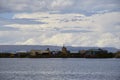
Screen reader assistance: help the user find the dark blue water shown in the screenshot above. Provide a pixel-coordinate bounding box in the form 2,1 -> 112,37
0,58 -> 120,80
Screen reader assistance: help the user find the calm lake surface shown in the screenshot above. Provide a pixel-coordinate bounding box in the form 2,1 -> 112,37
0,58 -> 120,80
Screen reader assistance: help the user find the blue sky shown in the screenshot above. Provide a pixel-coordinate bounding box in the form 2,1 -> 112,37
0,0 -> 120,48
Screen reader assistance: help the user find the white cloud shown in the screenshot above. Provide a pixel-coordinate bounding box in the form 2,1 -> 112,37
12,12 -> 120,33
16,38 -> 37,45
51,0 -> 73,10
1,11 -> 119,48
96,33 -> 120,48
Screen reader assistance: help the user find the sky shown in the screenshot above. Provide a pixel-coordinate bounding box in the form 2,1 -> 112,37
0,0 -> 120,48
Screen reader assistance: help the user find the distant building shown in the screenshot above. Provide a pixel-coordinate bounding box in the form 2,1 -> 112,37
30,48 -> 51,56
61,46 -> 68,55
86,49 -> 107,54
84,48 -> 108,57
115,51 -> 120,58
79,50 -> 86,54
51,51 -> 60,54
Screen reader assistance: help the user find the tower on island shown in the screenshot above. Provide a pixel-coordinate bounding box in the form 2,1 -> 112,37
61,45 -> 68,55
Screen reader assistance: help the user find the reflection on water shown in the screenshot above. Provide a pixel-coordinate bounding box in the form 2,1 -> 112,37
0,58 -> 120,80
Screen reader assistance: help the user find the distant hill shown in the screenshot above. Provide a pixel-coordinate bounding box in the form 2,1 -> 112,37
0,45 -> 119,53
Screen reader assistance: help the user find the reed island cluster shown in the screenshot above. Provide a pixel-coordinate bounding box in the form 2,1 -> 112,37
0,46 -> 120,58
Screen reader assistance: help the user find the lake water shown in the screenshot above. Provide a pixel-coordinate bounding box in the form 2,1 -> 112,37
0,58 -> 120,80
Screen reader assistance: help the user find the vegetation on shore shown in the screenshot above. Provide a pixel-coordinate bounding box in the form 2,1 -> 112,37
0,47 -> 120,58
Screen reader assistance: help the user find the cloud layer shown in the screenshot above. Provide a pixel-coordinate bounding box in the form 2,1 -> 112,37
0,0 -> 120,48
0,0 -> 119,14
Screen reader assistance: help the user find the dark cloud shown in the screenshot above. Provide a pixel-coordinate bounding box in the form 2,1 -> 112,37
0,17 -> 46,25
60,29 -> 93,33
0,0 -> 51,13
0,17 -> 46,31
0,0 -> 119,14
9,18 -> 46,24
